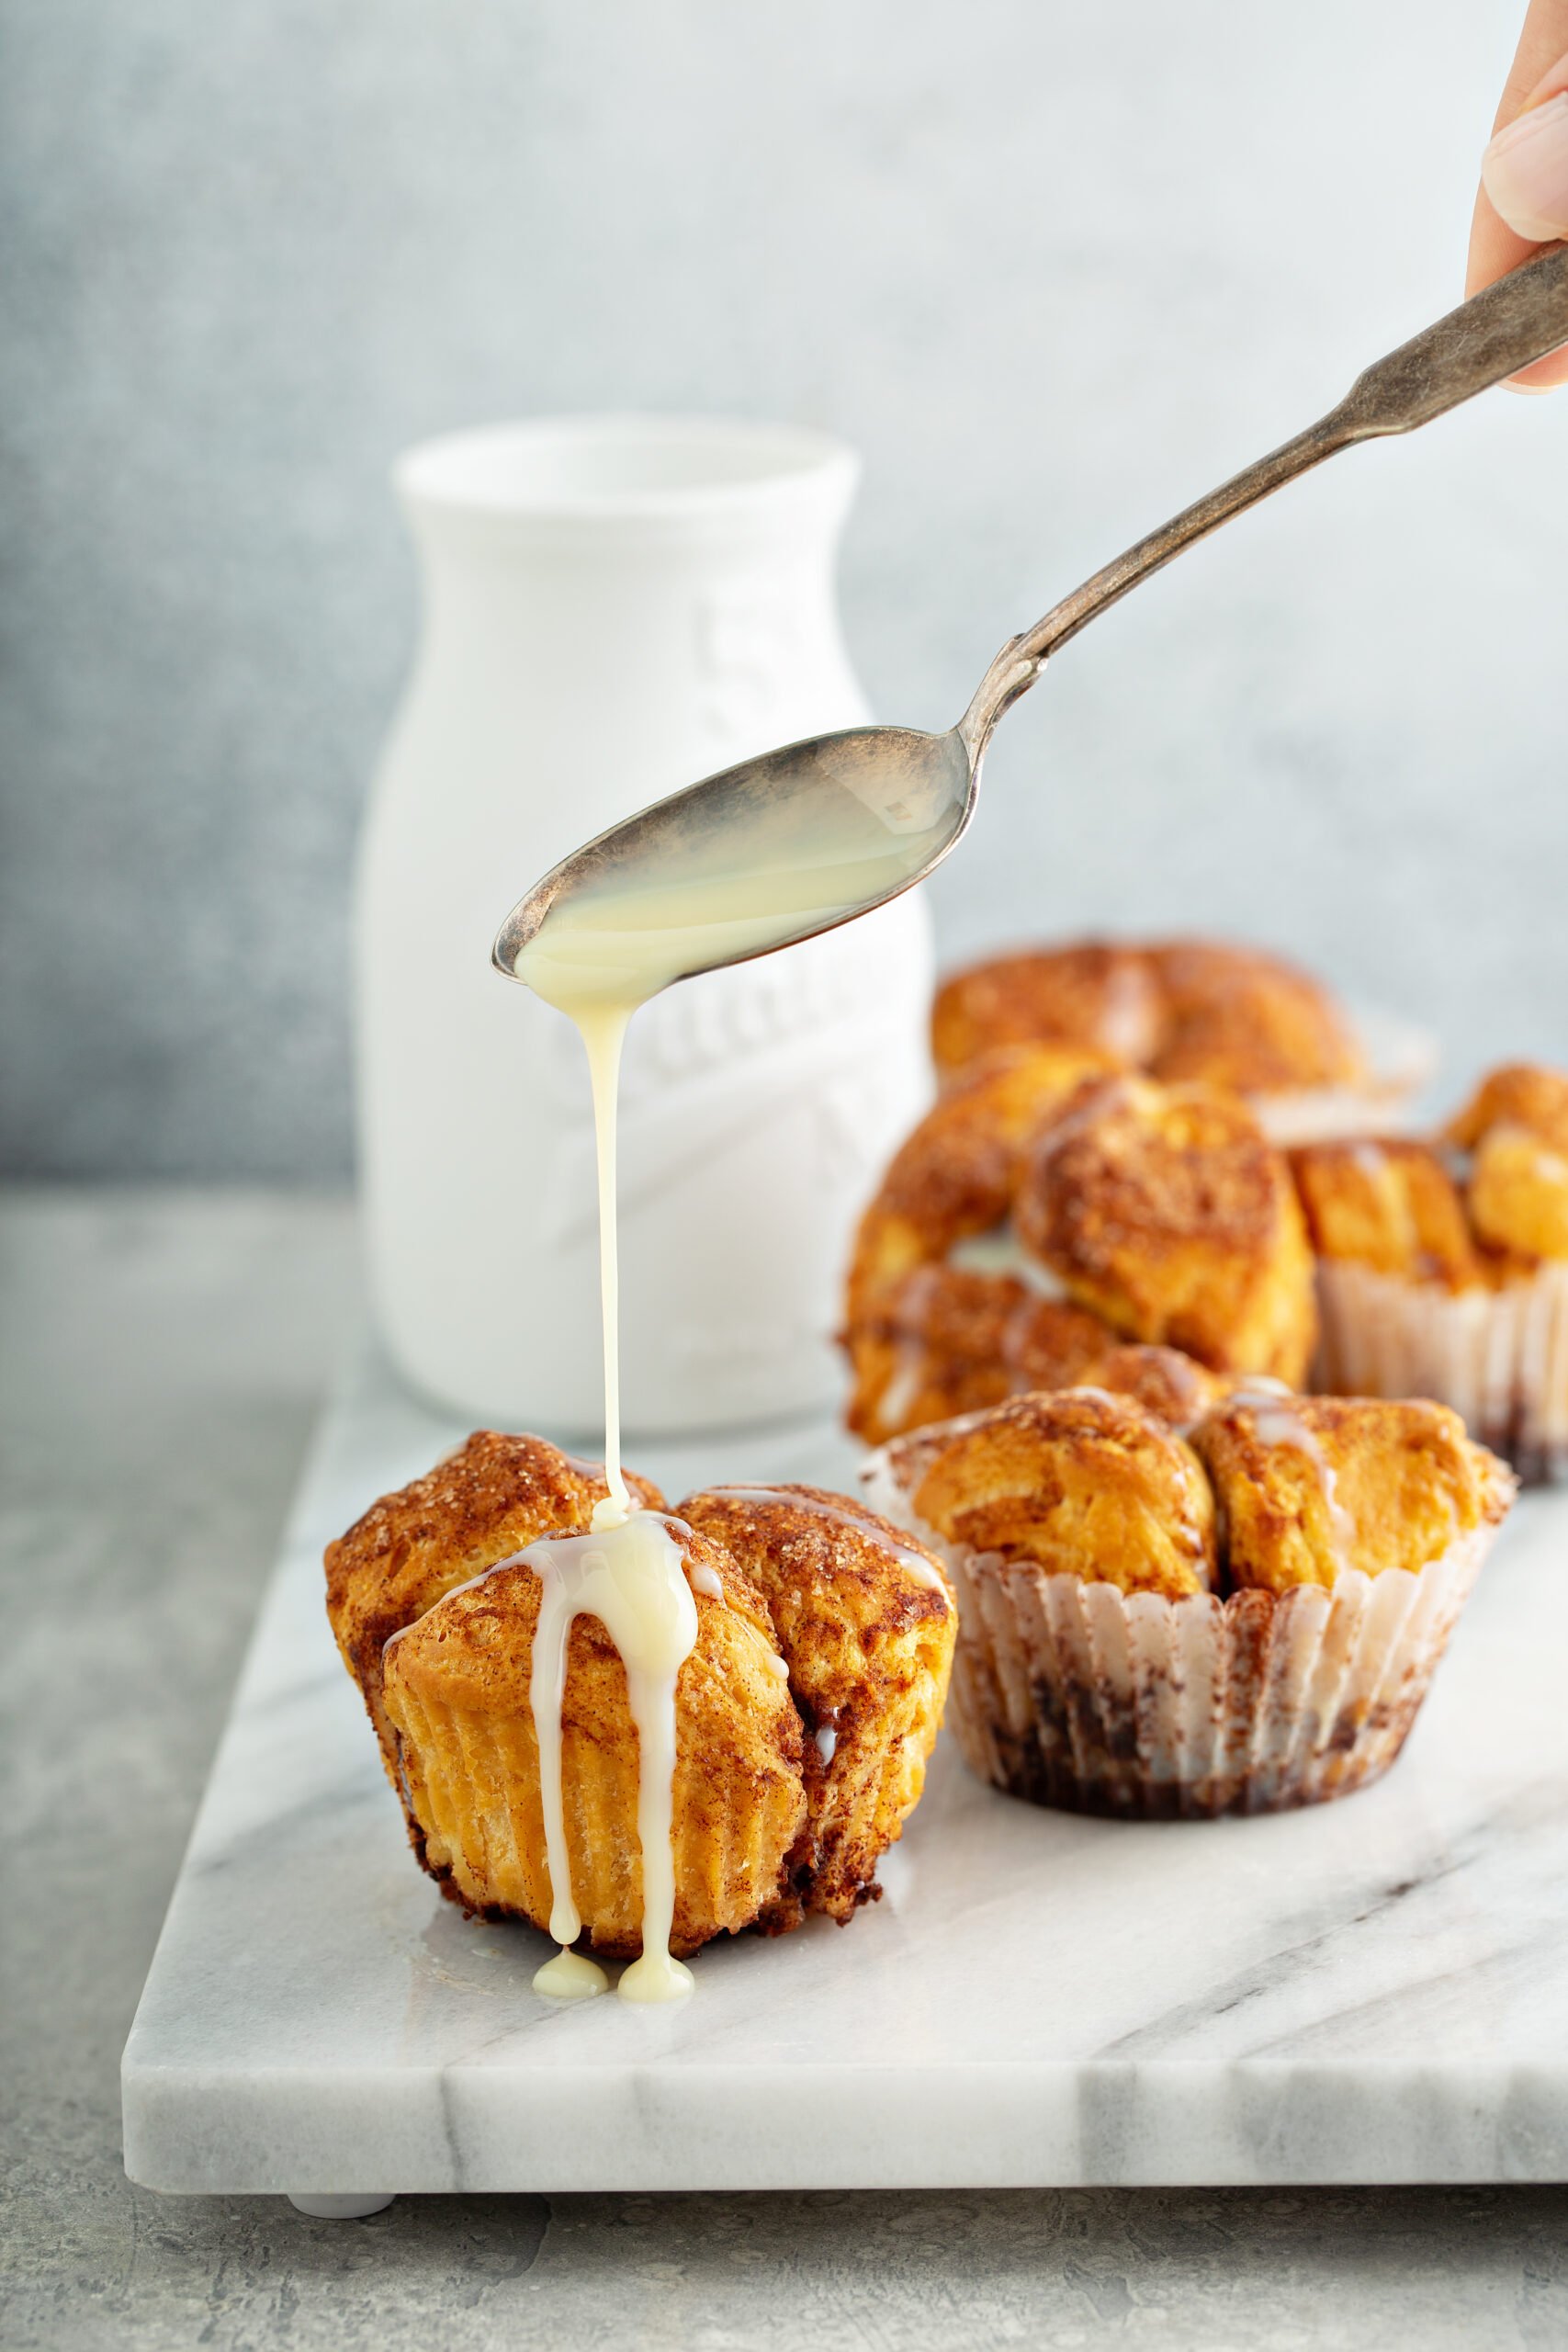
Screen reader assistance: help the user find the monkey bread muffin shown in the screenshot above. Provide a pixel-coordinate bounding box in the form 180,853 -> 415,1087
1296,1063 -> 1568,1483
864,1386 -> 1513,1818
326,1434 -> 954,1961
931,937 -> 1428,1143
843,1059 -> 1316,1445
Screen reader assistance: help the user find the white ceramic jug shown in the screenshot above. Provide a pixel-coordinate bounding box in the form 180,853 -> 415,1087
356,415 -> 933,1433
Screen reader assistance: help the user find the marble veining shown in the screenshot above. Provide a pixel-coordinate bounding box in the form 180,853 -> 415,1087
122,1333 -> 1568,2194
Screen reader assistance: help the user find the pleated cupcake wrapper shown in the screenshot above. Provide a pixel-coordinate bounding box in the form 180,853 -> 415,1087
861,1452 -> 1504,1819
1254,1080 -> 1415,1148
1251,1014 -> 1436,1146
1315,1260 -> 1568,1487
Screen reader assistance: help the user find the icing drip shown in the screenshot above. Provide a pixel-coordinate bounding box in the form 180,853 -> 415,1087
574,1004 -> 634,1532
1226,1389 -> 1358,1570
525,1513 -> 698,2003
1096,957 -> 1158,1063
505,773 -> 961,2004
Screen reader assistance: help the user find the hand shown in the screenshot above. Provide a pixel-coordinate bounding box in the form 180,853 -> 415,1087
1468,0 -> 1568,390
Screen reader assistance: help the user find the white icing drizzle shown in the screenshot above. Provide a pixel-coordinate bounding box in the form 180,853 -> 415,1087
815,1724 -> 840,1765
1096,956 -> 1158,1063
1225,1388 -> 1358,1570
505,790 -> 959,2006
573,1004 -> 635,1532
524,1513 -> 698,2004
687,1557 -> 724,1600
699,1485 -> 949,1594
532,1945 -> 609,2000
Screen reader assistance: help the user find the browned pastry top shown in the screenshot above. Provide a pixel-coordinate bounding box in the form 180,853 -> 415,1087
931,936 -> 1364,1097
931,943 -> 1162,1075
325,1430 -> 666,1762
1446,1063 -> 1568,1263
1190,1392 -> 1513,1592
1086,1342 -> 1235,1427
1290,1137 -> 1481,1288
841,1264 -> 1112,1447
843,1055 -> 1315,1444
891,1387 -> 1512,1600
1014,1074 -> 1317,1380
845,1042 -> 1117,1318
1295,1062 -> 1568,1277
1146,939 -> 1364,1094
1445,1063 -> 1568,1158
904,1388 -> 1219,1600
674,1484 -> 954,1925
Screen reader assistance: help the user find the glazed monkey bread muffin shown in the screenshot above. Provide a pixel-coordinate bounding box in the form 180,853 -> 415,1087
930,937 -> 1404,1142
325,1434 -> 955,1958
865,1387 -> 1514,1818
1296,1063 -> 1568,1483
844,1060 -> 1316,1445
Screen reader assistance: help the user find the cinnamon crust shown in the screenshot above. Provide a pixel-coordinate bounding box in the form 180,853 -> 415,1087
844,1060 -> 1315,1444
889,1386 -> 1511,1600
675,1485 -> 955,1928
1191,1392 -> 1511,1595
1013,1075 -> 1317,1382
1295,1063 -> 1568,1279
901,1388 -> 1218,1600
931,937 -> 1365,1098
325,1430 -> 666,1775
844,1043 -> 1118,1323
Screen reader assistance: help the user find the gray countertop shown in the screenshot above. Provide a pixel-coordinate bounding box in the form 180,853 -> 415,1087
5,1190 -> 1567,2352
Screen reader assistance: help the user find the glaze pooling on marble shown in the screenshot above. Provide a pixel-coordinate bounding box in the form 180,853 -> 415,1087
122,1340 -> 1568,2195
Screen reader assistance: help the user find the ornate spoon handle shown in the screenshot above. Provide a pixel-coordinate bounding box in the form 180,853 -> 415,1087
961,241 -> 1568,752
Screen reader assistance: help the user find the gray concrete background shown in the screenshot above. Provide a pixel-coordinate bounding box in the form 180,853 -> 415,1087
2,1 -> 1565,1180
6,1189 -> 1568,2351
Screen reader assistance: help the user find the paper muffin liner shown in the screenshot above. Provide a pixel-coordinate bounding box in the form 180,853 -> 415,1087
862,1450 -> 1508,1819
1314,1259 -> 1568,1487
1250,1007 -> 1438,1146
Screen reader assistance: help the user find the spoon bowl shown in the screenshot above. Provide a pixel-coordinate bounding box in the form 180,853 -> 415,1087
492,722 -> 976,999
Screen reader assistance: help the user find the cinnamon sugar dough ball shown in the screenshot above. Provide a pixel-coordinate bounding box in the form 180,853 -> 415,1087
1014,1074 -> 1316,1384
904,1387 -> 1218,1601
675,1485 -> 953,1927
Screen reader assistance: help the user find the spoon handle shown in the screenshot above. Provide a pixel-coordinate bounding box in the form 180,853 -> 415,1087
959,241 -> 1568,754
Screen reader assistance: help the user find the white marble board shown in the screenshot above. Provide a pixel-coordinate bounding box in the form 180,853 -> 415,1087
123,1334 -> 1568,2196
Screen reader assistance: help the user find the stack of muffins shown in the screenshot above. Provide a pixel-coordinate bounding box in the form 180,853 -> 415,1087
843,936 -> 1542,1822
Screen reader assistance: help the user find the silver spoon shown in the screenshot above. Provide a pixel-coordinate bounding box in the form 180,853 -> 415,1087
495,244 -> 1568,989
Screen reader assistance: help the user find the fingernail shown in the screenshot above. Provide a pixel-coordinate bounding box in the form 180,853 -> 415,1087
1482,91 -> 1568,242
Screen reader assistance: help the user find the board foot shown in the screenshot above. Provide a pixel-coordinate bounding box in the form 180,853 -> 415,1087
288,2192 -> 395,2219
